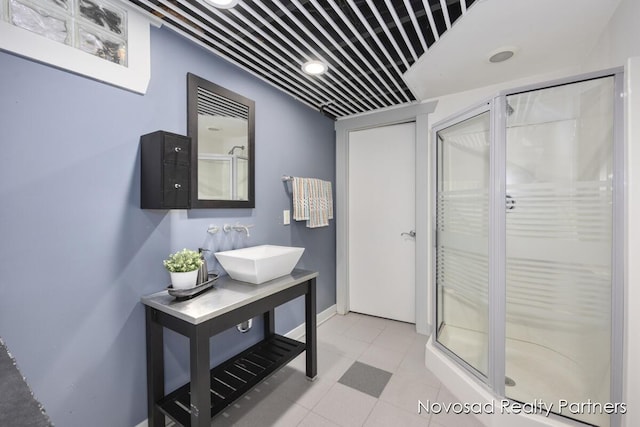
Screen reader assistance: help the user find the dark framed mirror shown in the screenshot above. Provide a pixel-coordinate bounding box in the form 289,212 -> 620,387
187,73 -> 255,208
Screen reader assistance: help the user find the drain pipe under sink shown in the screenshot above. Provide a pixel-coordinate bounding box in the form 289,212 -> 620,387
237,319 -> 253,333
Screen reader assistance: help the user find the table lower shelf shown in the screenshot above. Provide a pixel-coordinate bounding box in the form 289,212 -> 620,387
157,334 -> 306,427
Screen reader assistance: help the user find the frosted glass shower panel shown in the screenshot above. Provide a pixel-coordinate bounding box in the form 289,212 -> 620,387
198,155 -> 248,200
435,110 -> 490,376
505,77 -> 614,426
198,157 -> 232,200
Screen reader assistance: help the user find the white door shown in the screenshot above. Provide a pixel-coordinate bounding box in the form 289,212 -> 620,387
348,122 -> 416,323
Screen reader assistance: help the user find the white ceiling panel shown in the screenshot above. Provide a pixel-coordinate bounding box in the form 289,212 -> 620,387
403,0 -> 622,100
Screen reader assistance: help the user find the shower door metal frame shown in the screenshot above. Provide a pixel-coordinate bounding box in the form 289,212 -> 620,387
488,94 -> 506,397
431,67 -> 625,427
431,100 -> 496,386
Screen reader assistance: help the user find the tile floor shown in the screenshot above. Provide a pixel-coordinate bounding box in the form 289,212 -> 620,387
202,312 -> 484,427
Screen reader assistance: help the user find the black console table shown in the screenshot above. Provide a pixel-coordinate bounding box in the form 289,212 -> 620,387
141,269 -> 318,427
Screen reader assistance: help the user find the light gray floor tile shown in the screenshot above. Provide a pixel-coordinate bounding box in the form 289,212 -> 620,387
349,313 -> 394,330
379,370 -> 441,414
371,327 -> 416,353
203,313 -> 470,427
319,314 -> 356,336
288,348 -> 356,383
297,411 -> 342,427
312,383 -> 377,427
342,321 -> 384,343
358,343 -> 406,373
213,391 -> 308,427
317,332 -> 370,360
381,319 -> 417,335
363,400 -> 430,427
396,343 -> 442,389
272,372 -> 333,409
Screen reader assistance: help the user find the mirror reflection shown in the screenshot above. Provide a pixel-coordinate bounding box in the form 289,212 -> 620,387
197,105 -> 249,200
187,73 -> 255,208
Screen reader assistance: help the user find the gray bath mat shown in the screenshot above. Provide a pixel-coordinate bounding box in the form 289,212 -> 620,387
338,361 -> 392,398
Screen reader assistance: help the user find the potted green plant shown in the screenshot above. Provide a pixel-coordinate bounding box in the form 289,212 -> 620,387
163,248 -> 203,289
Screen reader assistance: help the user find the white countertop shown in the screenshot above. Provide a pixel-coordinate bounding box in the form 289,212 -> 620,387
141,269 -> 318,324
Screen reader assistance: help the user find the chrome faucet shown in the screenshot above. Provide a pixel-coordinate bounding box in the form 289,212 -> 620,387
223,223 -> 254,237
233,224 -> 251,237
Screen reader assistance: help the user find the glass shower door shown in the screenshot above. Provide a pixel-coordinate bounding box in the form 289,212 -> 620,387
504,77 -> 615,426
435,109 -> 491,376
198,156 -> 233,199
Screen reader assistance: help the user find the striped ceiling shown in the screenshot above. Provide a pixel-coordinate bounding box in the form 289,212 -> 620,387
127,0 -> 477,119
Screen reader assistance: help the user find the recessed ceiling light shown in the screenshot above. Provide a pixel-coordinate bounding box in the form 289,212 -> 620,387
204,0 -> 239,9
489,51 -> 514,63
302,60 -> 328,76
488,47 -> 517,63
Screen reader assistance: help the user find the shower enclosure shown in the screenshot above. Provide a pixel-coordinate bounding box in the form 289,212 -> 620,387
432,70 -> 623,427
198,153 -> 249,200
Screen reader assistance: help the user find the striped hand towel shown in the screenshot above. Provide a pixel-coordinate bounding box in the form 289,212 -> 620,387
291,177 -> 333,228
292,177 -> 309,221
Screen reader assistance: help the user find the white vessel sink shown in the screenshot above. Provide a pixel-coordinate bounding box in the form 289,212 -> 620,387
214,245 -> 305,284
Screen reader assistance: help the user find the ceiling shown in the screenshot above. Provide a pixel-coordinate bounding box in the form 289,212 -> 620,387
126,0 -> 621,119
127,0 -> 478,119
404,0 -> 622,100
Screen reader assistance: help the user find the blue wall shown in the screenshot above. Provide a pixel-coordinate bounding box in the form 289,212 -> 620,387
0,25 -> 336,426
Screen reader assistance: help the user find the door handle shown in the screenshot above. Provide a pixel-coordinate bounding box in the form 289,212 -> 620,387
401,230 -> 416,238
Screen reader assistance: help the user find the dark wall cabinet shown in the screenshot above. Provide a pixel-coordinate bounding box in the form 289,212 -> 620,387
140,131 -> 191,209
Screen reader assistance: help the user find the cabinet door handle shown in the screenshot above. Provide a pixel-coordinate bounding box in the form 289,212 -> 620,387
174,147 -> 182,152
174,183 -> 182,189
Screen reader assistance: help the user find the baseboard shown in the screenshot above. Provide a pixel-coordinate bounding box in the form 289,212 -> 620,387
133,304 -> 337,427
285,304 -> 337,340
